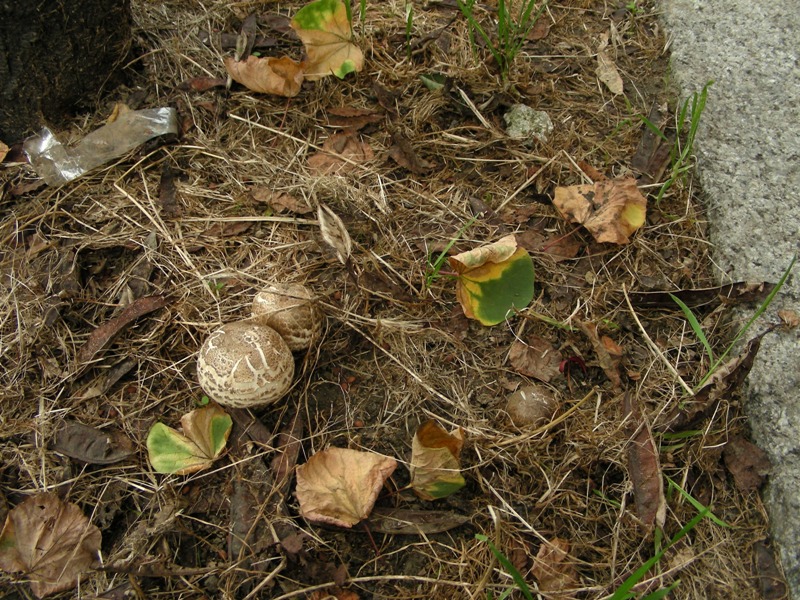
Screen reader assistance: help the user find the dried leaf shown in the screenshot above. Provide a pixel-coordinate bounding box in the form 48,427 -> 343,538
224,55 -> 304,97
51,421 -> 135,465
508,336 -> 562,382
553,178 -> 646,245
723,436 -> 771,493
624,392 -> 666,530
778,309 -> 800,328
317,203 -> 352,264
252,188 -> 314,214
596,34 -> 623,95
158,165 -> 181,219
146,403 -> 233,475
327,107 -> 384,130
295,447 -> 397,527
75,295 -> 169,369
410,421 -> 465,500
290,0 -> 364,81
631,104 -> 672,186
578,322 -> 623,389
308,132 -> 374,175
388,131 -> 434,174
368,507 -> 469,535
753,541 -> 788,600
662,332 -> 765,431
0,141 -> 8,162
270,413 -> 305,490
0,493 -> 101,598
177,77 -> 228,92
531,538 -> 579,597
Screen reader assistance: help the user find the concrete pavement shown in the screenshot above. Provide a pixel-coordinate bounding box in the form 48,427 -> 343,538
659,0 -> 800,595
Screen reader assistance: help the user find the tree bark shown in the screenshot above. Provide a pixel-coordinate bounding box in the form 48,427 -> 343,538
0,0 -> 131,143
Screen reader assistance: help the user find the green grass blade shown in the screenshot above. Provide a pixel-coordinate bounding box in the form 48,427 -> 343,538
606,510 -> 707,600
475,534 -> 534,600
665,476 -> 730,528
696,254 -> 796,389
670,293 -> 714,364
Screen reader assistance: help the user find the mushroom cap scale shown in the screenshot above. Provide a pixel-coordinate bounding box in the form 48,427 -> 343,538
251,283 -> 322,352
197,321 -> 294,408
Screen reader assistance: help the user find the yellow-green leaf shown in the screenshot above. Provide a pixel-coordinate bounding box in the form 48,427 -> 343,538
450,237 -> 535,326
147,403 -> 232,475
290,0 -> 364,80
410,421 -> 466,501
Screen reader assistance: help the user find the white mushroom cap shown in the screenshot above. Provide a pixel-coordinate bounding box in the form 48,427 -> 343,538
197,321 -> 294,408
251,283 -> 322,352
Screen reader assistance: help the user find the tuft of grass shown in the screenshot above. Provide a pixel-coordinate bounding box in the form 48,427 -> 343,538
672,254 -> 796,391
457,0 -> 547,83
655,80 -> 713,203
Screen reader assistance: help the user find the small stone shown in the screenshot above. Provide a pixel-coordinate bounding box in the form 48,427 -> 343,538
506,384 -> 560,427
503,104 -> 554,144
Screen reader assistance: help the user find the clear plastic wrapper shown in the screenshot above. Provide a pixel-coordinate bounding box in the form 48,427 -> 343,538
23,107 -> 178,186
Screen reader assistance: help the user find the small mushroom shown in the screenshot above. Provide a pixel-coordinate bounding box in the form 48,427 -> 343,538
197,321 -> 294,408
251,282 -> 322,352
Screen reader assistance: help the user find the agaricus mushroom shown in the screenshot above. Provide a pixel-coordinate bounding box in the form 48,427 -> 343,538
196,321 -> 294,408
251,282 -> 322,352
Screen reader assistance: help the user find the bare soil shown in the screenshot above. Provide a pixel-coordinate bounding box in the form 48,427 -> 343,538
0,1 -> 787,599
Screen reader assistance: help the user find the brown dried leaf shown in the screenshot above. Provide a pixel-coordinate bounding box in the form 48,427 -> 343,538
531,538 -> 579,598
317,203 -> 352,264
723,436 -> 771,493
624,392 -> 666,530
224,55 -> 304,97
252,188 -> 314,215
596,34 -> 623,95
327,107 -> 384,131
75,295 -> 169,369
508,335 -> 562,382
553,178 -> 647,245
295,448 -> 397,528
177,77 -> 228,92
0,140 -> 8,162
51,421 -> 135,465
753,541 -> 788,600
388,131 -> 434,174
578,322 -> 623,389
308,132 -> 374,175
662,332 -> 766,431
778,309 -> 800,328
368,507 -> 468,535
0,493 -> 101,598
270,412 -> 305,490
158,165 -> 182,219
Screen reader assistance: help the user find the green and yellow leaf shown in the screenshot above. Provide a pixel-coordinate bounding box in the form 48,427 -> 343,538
147,403 -> 232,475
410,421 -> 466,501
291,0 -> 364,80
449,235 -> 535,326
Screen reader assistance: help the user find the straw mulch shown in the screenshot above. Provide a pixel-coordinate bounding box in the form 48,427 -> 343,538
0,1 -> 784,598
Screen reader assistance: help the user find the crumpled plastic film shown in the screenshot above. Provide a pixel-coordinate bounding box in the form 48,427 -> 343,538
23,107 -> 178,186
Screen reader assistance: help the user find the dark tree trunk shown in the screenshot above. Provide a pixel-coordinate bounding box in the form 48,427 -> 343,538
0,0 -> 131,143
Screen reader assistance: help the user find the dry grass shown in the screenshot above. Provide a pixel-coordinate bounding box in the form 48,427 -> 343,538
0,0 -> 782,598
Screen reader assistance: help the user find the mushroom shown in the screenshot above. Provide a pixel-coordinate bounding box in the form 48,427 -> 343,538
196,321 -> 294,408
251,282 -> 322,352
